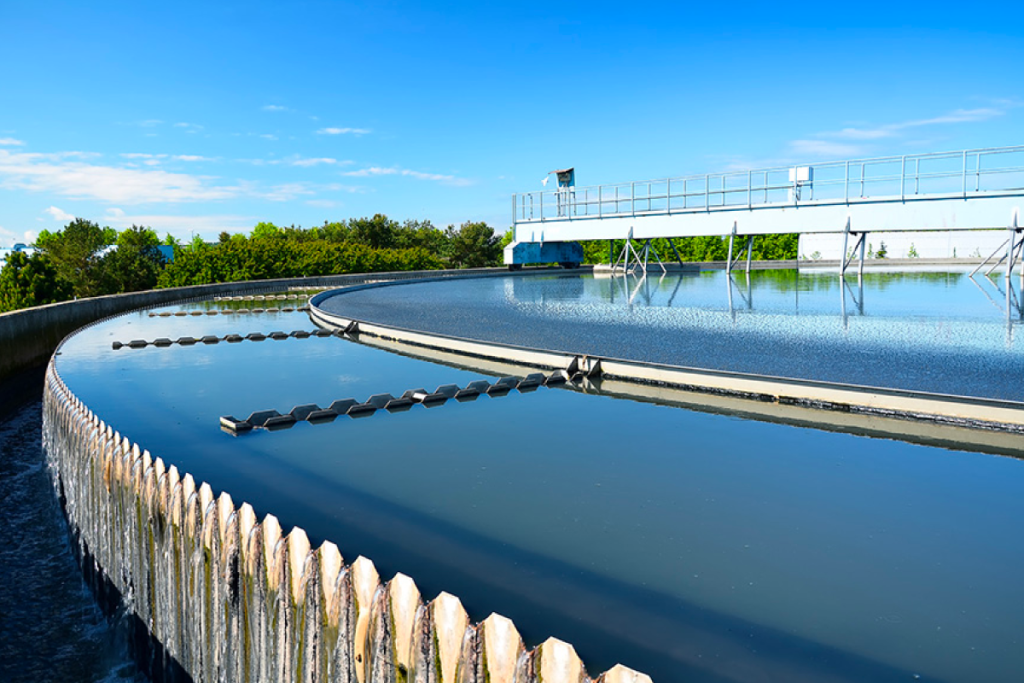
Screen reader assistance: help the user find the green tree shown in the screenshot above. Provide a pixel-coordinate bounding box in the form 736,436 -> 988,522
101,225 -> 166,293
0,251 -> 73,312
34,218 -> 115,297
445,221 -> 501,268
349,214 -> 398,250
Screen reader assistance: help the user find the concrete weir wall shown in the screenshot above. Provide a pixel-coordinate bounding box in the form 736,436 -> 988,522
42,365 -> 650,683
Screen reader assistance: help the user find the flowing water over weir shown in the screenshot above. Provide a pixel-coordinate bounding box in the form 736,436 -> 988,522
0,400 -> 141,683
42,361 -> 650,683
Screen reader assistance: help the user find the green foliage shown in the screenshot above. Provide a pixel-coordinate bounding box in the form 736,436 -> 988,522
444,221 -> 502,268
348,214 -> 398,250
0,251 -> 73,312
580,233 -> 798,264
35,218 -> 114,297
908,243 -> 919,258
157,236 -> 443,287
101,225 -> 166,293
876,241 -> 888,259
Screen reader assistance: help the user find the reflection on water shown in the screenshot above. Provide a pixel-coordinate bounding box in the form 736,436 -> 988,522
48,287 -> 1024,683
325,268 -> 1024,400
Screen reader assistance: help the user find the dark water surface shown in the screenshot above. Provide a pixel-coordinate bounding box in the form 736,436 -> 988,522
320,269 -> 1024,401
50,280 -> 1024,683
0,401 -> 142,683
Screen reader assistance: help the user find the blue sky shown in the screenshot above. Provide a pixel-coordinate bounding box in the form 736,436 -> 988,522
1,0 -> 1022,246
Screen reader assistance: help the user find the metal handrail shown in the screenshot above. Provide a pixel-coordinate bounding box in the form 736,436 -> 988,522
514,145 -> 1024,224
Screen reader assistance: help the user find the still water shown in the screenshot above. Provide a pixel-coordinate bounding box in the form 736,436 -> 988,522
53,272 -> 1024,683
321,268 -> 1024,401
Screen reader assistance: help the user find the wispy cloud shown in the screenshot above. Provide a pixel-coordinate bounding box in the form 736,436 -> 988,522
317,127 -> 371,136
812,106 -> 1011,154
342,165 -> 472,186
0,225 -> 39,247
787,139 -> 867,158
102,208 -> 254,238
262,105 -> 290,112
43,206 -> 75,221
0,149 -> 240,204
0,137 -> 25,146
173,122 -> 203,133
291,157 -> 343,167
173,155 -> 215,162
259,134 -> 278,141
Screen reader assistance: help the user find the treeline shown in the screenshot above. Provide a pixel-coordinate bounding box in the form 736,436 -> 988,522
578,233 -> 799,264
0,215 -> 504,313
161,216 -> 502,287
0,219 -> 167,312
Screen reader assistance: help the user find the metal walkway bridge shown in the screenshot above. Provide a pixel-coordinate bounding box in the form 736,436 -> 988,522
507,145 -> 1024,277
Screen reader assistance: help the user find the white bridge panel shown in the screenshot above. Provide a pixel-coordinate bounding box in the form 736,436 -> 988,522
520,195 -> 1021,242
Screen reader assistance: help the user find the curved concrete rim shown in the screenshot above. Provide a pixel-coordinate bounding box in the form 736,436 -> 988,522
310,274 -> 1024,434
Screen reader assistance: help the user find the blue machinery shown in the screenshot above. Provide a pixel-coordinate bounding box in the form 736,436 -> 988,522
504,145 -> 1024,280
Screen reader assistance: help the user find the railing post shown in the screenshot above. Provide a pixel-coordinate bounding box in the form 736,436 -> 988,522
667,178 -> 671,214
631,181 -> 635,216
747,170 -> 752,209
844,161 -> 849,203
598,186 -> 602,217
705,174 -> 709,210
962,150 -> 967,197
976,153 -> 981,192
900,156 -> 906,201
539,191 -> 543,222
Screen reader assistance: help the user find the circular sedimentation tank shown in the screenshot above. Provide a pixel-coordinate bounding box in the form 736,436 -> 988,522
41,267 -> 1024,683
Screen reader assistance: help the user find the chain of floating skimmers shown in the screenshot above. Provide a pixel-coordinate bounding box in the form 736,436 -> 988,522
219,371 -> 568,433
111,329 -> 333,349
42,361 -> 653,683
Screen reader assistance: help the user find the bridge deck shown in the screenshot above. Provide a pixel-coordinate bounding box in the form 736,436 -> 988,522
513,146 -> 1024,242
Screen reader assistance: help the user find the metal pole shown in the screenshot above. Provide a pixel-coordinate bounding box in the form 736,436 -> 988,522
599,186 -> 602,217
962,150 -> 967,197
608,239 -> 613,265
727,230 -> 735,275
631,182 -> 635,217
667,178 -> 671,213
705,175 -> 709,210
900,156 -> 906,201
844,160 -> 849,203
745,235 -> 753,275
840,219 -> 851,277
747,171 -> 752,209
667,237 -> 683,267
858,232 -> 866,282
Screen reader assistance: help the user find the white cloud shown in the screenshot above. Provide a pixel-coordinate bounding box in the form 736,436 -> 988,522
122,152 -> 166,160
787,139 -> 867,159
0,225 -> 38,247
0,148 -> 240,204
317,127 -> 371,136
259,134 -> 278,141
173,122 -> 203,133
814,106 -> 1011,151
306,199 -> 340,208
173,155 -> 214,162
43,206 -> 75,221
291,157 -> 341,167
342,165 -> 473,186
0,138 -> 25,146
262,105 -> 290,112
102,209 -> 254,240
